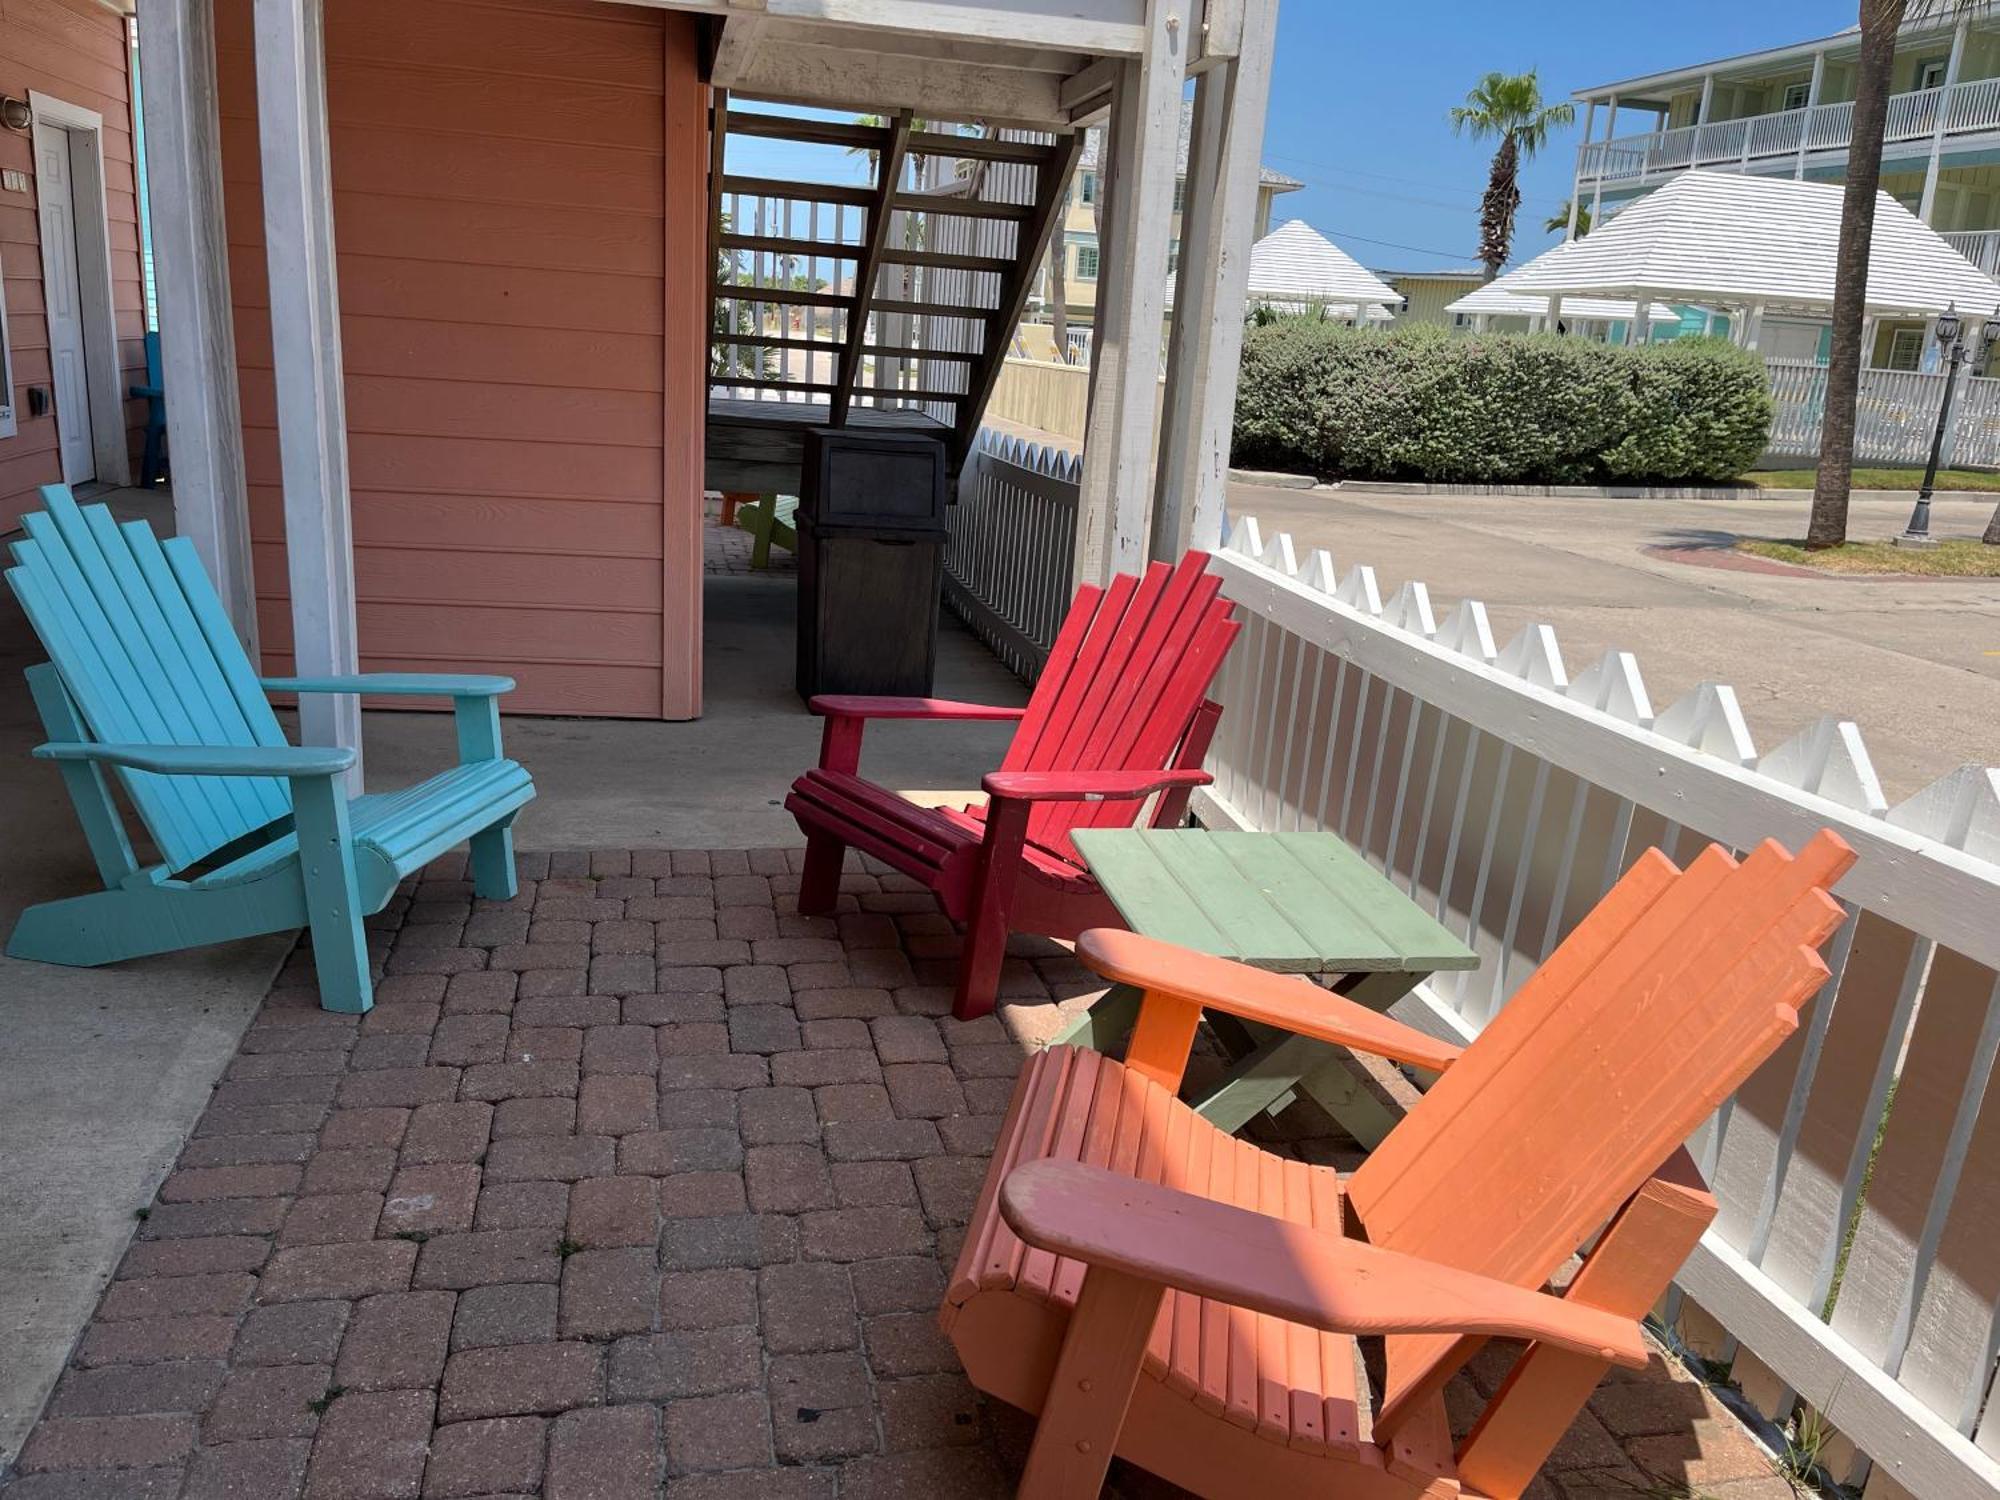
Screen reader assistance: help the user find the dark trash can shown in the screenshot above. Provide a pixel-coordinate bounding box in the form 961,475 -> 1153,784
795,427 -> 950,700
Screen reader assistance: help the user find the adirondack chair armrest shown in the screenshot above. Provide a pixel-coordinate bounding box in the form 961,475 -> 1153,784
1075,929 -> 1463,1074
261,674 -> 516,698
34,740 -> 357,778
807,695 -> 1027,722
981,769 -> 1213,804
1000,1159 -> 1649,1368
129,382 -> 163,399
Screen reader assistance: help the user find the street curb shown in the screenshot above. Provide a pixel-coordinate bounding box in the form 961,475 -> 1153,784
1232,478 -> 2000,504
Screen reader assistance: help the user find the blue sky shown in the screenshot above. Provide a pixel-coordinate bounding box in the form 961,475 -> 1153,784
1272,1 -> 1850,273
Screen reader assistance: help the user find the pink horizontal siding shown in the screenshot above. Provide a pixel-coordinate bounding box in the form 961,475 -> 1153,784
0,0 -> 148,530
219,0 -> 707,718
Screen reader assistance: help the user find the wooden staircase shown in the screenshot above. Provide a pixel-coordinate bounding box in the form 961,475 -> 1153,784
707,93 -> 1082,474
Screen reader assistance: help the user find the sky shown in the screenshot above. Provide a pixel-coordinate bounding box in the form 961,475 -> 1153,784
1269,0 -> 1853,274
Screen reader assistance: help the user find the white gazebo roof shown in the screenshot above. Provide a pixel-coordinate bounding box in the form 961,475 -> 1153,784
1449,248 -> 1679,324
1244,220 -> 1403,309
1506,170 -> 2000,319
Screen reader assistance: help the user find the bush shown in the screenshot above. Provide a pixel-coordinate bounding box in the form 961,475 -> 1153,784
1231,322 -> 1774,485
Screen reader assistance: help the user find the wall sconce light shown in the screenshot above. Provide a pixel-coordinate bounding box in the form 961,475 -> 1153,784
0,96 -> 31,134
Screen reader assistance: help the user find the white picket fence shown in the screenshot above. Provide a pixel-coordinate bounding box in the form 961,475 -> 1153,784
943,429 -> 1080,680
1766,358 -> 2000,470
1199,518 -> 2000,1500
940,435 -> 2000,1495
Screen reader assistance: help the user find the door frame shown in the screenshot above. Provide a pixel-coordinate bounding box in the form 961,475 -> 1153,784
29,91 -> 132,488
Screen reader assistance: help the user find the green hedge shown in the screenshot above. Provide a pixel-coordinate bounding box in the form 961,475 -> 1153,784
1231,322 -> 1774,485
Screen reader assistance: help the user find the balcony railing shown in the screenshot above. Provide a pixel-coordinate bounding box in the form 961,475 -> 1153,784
1578,75 -> 2000,184
1944,227 -> 2000,274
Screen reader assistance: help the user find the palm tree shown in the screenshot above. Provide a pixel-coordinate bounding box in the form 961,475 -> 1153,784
1450,72 -> 1576,280
1810,0 -> 1980,548
1546,199 -> 1592,237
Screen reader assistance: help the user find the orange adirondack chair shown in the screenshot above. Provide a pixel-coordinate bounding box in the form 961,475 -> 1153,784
784,550 -> 1239,1020
943,830 -> 1857,1500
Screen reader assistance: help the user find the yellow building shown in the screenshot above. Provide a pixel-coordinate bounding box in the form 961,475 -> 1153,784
1377,269 -> 1488,328
1032,100 -> 1302,333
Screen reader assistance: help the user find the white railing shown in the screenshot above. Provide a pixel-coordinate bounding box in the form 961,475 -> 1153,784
1199,518 -> 2000,1500
1765,357 -> 2000,468
1579,73 -> 2000,184
1944,228 -> 2000,276
942,429 -> 1079,680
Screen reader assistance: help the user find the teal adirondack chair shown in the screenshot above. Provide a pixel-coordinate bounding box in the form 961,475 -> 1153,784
5,484 -> 535,1013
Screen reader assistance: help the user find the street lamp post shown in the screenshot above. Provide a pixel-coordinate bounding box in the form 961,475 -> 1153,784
1899,303 -> 2000,548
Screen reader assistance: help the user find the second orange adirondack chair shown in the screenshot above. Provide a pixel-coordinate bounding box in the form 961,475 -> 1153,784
785,550 -> 1239,1020
943,830 -> 1857,1500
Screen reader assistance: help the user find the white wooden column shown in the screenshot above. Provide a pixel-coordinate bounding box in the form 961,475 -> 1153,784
1696,74 -> 1715,127
1795,51 -> 1825,179
1591,95 -> 1617,225
1919,18 -> 1970,223
254,0 -> 361,785
1568,99 -> 1595,238
138,0 -> 257,651
1151,0 -> 1277,557
1071,0 -> 1188,588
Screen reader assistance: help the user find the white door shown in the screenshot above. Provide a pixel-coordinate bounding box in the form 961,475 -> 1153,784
36,126 -> 95,483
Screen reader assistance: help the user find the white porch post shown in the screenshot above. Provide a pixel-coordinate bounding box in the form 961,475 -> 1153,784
1743,301 -> 1767,353
1696,74 -> 1715,126
254,0 -> 362,786
1796,50 -> 1825,179
1072,0 -> 1188,587
1151,0 -> 1276,557
1919,17 -> 1970,223
1591,95 -> 1616,224
1568,99 -> 1596,238
1546,293 -> 1563,334
138,0 -> 256,651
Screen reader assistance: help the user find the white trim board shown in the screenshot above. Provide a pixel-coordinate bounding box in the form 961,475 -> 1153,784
27,92 -> 132,489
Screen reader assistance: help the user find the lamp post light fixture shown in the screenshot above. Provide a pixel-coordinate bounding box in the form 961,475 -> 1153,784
1899,302 -> 2000,548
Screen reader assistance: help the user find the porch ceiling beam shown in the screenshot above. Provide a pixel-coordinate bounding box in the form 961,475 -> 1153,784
1060,57 -> 1119,122
253,0 -> 362,786
832,110 -> 914,426
137,0 -> 257,651
720,37 -> 1069,124
754,17 -> 1083,73
709,12 -> 765,85
635,0 -> 1151,58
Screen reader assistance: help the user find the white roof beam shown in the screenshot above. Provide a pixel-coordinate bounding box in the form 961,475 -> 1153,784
635,0 -> 1151,57
721,34 -> 1068,122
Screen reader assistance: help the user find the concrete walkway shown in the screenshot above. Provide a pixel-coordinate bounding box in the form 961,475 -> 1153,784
1227,483 -> 2000,799
0,490 -> 1021,1466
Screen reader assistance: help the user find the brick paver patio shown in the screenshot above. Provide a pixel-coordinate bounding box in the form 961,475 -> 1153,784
0,849 -> 1800,1500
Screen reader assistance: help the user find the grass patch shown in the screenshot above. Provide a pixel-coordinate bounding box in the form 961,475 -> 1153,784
1737,538 -> 2000,576
1748,467 -> 2000,492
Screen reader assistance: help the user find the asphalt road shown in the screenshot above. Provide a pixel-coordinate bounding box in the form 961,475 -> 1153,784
1223,483 -> 2000,801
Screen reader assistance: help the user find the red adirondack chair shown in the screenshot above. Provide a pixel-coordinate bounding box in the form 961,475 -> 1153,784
784,551 -> 1240,1020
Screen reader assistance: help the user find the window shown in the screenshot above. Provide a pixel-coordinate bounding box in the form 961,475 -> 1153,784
1075,243 -> 1100,281
1917,58 -> 1948,90
0,247 -> 16,440
1782,80 -> 1811,111
1885,326 -> 1926,371
1079,171 -> 1097,205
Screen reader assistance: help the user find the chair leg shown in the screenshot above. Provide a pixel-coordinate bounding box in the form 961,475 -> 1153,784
290,774 -> 374,1014
953,796 -> 1030,1021
469,820 -> 519,901
798,833 -> 846,913
1017,1267 -> 1165,1500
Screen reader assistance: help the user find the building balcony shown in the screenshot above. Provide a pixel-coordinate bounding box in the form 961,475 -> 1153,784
1576,75 -> 2000,186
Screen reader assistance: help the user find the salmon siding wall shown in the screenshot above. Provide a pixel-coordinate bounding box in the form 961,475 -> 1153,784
0,0 -> 148,530
216,0 -> 706,718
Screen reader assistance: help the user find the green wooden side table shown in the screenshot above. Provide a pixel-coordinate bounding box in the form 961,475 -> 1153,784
1055,828 -> 1478,1146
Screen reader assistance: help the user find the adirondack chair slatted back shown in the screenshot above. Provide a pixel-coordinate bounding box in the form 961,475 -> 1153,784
1346,830 -> 1856,1421
1000,551 -> 1238,860
6,485 -> 293,872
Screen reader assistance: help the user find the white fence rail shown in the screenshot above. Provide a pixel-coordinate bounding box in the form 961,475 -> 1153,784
1199,518 -> 2000,1500
1765,357 -> 2000,469
943,429 -> 1079,680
